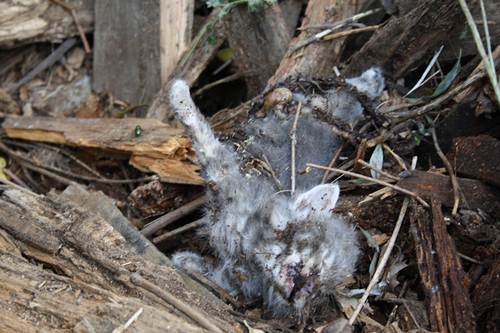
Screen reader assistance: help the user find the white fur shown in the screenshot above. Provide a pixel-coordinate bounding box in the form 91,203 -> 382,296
168,70 -> 382,318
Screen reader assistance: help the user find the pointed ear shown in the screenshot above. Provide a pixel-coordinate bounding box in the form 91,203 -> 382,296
293,184 -> 340,219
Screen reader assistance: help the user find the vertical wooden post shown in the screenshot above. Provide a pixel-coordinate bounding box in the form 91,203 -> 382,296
93,0 -> 193,105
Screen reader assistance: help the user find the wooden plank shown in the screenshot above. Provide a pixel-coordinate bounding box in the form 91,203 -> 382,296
2,116 -> 203,185
410,199 -> 476,333
93,0 -> 193,105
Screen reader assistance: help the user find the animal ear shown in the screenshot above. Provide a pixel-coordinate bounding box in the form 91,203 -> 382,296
293,183 -> 340,219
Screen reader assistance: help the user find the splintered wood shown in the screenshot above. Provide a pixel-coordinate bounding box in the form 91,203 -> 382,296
2,116 -> 203,185
0,188 -> 235,332
410,199 -> 476,333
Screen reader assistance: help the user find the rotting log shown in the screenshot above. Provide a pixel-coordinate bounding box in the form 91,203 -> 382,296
0,0 -> 93,48
397,170 -> 500,218
410,198 -> 476,333
0,187 -> 237,332
93,0 -> 194,105
2,116 -> 203,185
345,0 -> 462,78
448,135 -> 500,188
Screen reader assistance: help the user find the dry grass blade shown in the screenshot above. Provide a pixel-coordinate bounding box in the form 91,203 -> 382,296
458,0 -> 500,106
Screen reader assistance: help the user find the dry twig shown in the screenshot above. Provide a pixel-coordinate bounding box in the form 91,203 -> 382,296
306,163 -> 429,207
430,127 -> 460,215
142,196 -> 205,237
49,0 -> 91,53
347,197 -> 410,327
290,102 -> 302,195
130,273 -> 224,333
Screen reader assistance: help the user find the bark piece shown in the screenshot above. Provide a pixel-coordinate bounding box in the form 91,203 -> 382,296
0,188 -> 236,332
410,198 -> 476,333
93,0 -> 194,105
472,260 -> 500,333
59,184 -> 170,266
0,0 -> 93,48
397,170 -> 500,217
448,135 -> 500,187
2,116 -> 203,185
345,0 -> 462,78
269,0 -> 372,84
226,1 -> 302,96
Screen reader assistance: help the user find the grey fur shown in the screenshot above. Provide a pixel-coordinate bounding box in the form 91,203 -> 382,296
168,69 -> 384,318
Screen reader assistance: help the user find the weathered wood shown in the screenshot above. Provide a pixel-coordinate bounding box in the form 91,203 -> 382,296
2,116 -> 203,185
344,0 -> 462,78
268,0 -> 372,85
472,260 -> 500,333
0,188 -> 236,332
448,135 -> 500,188
410,199 -> 476,333
0,0 -> 93,48
147,8 -> 226,123
397,170 -> 500,218
93,0 -> 193,105
226,1 -> 302,96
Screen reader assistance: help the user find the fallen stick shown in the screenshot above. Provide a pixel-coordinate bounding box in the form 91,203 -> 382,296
142,196 -> 206,237
306,163 -> 429,207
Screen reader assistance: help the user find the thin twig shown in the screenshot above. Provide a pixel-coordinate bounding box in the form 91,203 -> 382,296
3,168 -> 30,189
129,273 -> 224,333
49,0 -> 91,53
306,163 -> 429,207
347,197 -> 410,327
357,159 -> 400,182
290,102 -> 302,195
291,8 -> 382,52
382,144 -> 408,171
430,127 -> 460,215
390,66 -> 490,120
0,142 -> 154,184
322,25 -> 381,42
193,73 -> 243,96
300,8 -> 382,30
112,308 -> 144,333
321,143 -> 345,183
152,219 -> 205,244
8,38 -> 77,92
262,154 -> 282,190
142,196 -> 205,237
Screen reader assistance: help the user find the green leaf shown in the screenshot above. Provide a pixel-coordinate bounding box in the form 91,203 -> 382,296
431,52 -> 461,98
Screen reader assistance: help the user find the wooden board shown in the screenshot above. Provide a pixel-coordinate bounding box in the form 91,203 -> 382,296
2,116 -> 203,185
93,0 -> 193,105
